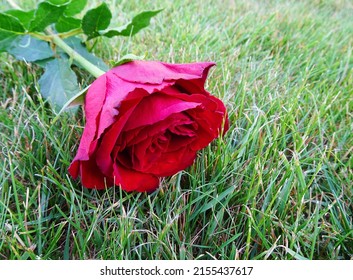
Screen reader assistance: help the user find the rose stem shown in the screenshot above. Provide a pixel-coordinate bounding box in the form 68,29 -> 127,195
44,28 -> 105,78
6,0 -> 106,78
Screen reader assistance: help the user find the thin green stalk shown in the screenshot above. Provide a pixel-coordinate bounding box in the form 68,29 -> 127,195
45,28 -> 105,78
28,32 -> 52,42
59,28 -> 84,39
6,0 -> 105,78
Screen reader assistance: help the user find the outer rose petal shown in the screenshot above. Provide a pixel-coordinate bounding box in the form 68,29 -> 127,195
95,89 -> 148,176
69,156 -> 113,189
111,61 -> 215,85
70,75 -> 107,162
68,160 -> 79,178
95,61 -> 215,137
113,163 -> 159,192
96,74 -> 174,138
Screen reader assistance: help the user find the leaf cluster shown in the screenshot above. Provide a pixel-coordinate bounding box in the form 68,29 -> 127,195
0,0 -> 161,111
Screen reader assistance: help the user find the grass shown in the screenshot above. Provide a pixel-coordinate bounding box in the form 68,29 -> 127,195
0,0 -> 352,260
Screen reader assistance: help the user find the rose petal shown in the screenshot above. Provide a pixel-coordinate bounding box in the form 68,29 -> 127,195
71,75 -> 107,162
167,134 -> 196,152
97,75 -> 176,140
131,133 -> 171,171
69,156 -> 113,189
162,89 -> 228,139
68,160 -> 79,178
145,146 -> 197,177
119,113 -> 193,148
111,61 -> 215,85
168,122 -> 197,137
113,163 -> 159,192
96,87 -> 159,176
123,93 -> 201,130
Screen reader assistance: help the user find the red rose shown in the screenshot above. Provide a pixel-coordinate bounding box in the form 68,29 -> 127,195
68,61 -> 229,192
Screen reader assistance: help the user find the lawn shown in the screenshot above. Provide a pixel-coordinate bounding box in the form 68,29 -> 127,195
0,0 -> 352,260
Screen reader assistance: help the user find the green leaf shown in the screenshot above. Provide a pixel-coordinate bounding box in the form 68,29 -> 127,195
0,30 -> 22,53
65,85 -> 89,108
55,16 -> 81,33
63,85 -> 89,109
112,54 -> 144,67
0,12 -> 25,32
63,37 -> 109,71
0,12 -> 25,52
103,9 -> 162,38
29,2 -> 69,32
8,35 -> 54,62
0,30 -> 17,52
5,9 -> 35,30
38,57 -> 80,112
32,57 -> 55,67
51,85 -> 90,124
82,3 -> 111,39
64,0 -> 88,17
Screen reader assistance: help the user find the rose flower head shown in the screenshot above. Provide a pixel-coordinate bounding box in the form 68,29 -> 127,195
69,60 -> 229,192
